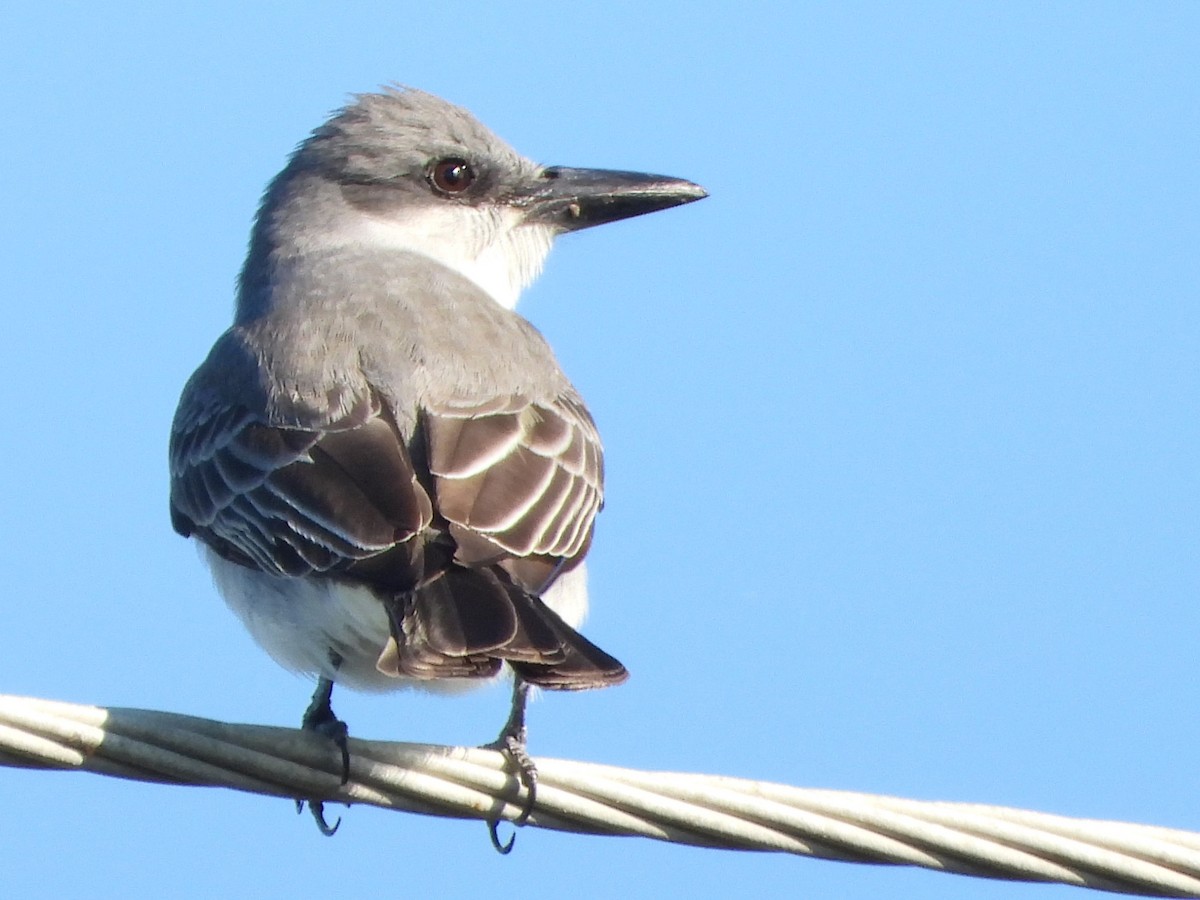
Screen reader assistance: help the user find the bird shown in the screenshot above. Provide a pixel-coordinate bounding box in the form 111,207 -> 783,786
168,86 -> 706,840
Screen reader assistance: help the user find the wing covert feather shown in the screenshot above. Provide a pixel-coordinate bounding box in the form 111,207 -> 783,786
170,389 -> 432,579
425,393 -> 604,562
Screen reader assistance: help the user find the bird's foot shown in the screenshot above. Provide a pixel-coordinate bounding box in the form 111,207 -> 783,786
484,679 -> 537,853
295,674 -> 349,836
301,700 -> 351,784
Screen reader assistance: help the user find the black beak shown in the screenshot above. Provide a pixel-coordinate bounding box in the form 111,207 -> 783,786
522,166 -> 707,232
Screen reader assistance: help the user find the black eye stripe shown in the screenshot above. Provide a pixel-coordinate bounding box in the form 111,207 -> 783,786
430,158 -> 475,194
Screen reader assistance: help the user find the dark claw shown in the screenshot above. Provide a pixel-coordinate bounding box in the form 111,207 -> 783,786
500,731 -> 539,826
297,672 -> 350,835
488,819 -> 516,854
308,800 -> 342,836
484,678 -> 538,853
294,797 -> 343,835
304,718 -> 350,783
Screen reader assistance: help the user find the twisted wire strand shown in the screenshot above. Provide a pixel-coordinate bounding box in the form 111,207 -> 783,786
2,693 -> 1198,897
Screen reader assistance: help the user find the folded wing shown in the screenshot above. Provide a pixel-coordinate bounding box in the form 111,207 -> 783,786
170,381 -> 624,689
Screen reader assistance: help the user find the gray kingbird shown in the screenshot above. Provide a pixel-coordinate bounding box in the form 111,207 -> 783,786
169,87 -> 706,838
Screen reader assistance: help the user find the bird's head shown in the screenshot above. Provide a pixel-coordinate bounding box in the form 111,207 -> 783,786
245,87 -> 706,310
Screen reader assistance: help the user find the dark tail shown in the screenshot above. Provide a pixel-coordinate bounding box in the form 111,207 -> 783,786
377,565 -> 627,690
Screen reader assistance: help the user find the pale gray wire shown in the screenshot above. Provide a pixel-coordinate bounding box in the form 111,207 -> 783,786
1,694 -> 1198,897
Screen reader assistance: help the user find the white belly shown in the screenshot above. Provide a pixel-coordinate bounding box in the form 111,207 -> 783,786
202,544 -> 590,692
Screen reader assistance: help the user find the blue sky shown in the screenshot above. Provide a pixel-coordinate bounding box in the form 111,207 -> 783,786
1,3 -> 1197,898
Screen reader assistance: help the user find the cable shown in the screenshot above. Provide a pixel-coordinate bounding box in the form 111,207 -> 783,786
1,693 -> 1197,897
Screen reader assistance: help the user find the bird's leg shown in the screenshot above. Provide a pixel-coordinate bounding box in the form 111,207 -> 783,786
296,651 -> 350,836
302,674 -> 351,779
486,677 -> 537,853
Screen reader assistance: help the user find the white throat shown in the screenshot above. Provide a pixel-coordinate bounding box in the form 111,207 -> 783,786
353,204 -> 556,309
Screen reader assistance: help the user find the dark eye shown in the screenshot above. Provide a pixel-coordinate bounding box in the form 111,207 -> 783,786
430,158 -> 475,194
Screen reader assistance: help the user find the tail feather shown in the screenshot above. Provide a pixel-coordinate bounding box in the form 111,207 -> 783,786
511,597 -> 628,690
376,564 -> 625,689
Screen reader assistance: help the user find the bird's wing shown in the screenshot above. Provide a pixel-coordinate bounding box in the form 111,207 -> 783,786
170,385 -> 433,579
424,391 -> 604,580
171,383 -> 602,577
170,354 -> 620,687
